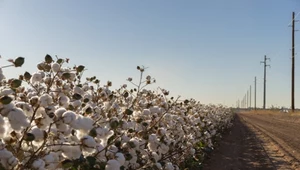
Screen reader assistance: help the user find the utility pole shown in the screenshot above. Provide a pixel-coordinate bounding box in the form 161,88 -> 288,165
242,98 -> 244,108
247,90 -> 249,108
261,55 -> 270,109
242,97 -> 244,108
250,85 -> 252,109
254,77 -> 257,110
291,12 -> 295,112
244,94 -> 246,109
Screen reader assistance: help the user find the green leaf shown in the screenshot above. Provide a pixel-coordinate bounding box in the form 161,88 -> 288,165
62,72 -> 71,79
24,72 -> 32,81
124,109 -> 133,115
14,57 -> 25,67
10,79 -> 22,89
110,120 -> 119,129
61,159 -> 73,169
24,133 -> 35,141
45,54 -> 53,63
68,104 -> 74,110
89,128 -> 97,138
128,129 -> 135,133
123,92 -> 129,98
86,156 -> 96,166
83,98 -> 89,103
85,107 -> 92,114
128,141 -> 136,148
125,153 -> 133,161
57,58 -> 64,64
76,65 -> 85,72
72,93 -> 82,100
0,163 -> 6,170
0,95 -> 13,105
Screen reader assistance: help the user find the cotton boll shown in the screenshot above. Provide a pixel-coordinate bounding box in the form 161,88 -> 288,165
128,138 -> 139,150
32,159 -> 45,169
148,134 -> 158,142
108,145 -> 118,153
58,95 -> 69,108
159,144 -> 169,154
150,106 -> 161,114
54,108 -> 67,118
30,127 -> 45,141
74,86 -> 84,96
155,163 -> 163,170
142,109 -> 151,116
0,88 -> 14,96
56,121 -> 69,133
62,111 -> 76,124
81,135 -> 97,148
43,154 -> 55,164
96,144 -> 106,160
39,71 -> 45,78
69,73 -> 76,81
61,145 -> 82,159
0,115 -> 4,125
105,159 -> 121,170
7,156 -> 18,167
96,127 -> 108,137
157,128 -> 166,136
106,146 -> 116,158
39,94 -> 53,107
0,73 -> 5,81
0,126 -> 5,137
131,162 -> 140,169
0,149 -> 13,159
115,153 -> 125,166
148,142 -> 158,152
30,72 -> 43,84
51,63 -> 60,72
165,162 -> 174,170
151,152 -> 160,162
7,108 -> 30,131
132,111 -> 141,118
71,115 -> 94,131
121,135 -> 130,143
0,103 -> 14,116
71,100 -> 82,108
189,148 -> 196,155
15,102 -> 33,117
82,84 -> 90,91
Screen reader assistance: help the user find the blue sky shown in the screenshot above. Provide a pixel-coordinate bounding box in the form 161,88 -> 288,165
0,0 -> 299,108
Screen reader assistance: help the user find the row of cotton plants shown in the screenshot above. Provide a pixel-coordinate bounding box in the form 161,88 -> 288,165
0,55 -> 233,170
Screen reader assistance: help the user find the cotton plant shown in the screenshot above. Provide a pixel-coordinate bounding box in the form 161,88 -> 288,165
0,55 -> 233,170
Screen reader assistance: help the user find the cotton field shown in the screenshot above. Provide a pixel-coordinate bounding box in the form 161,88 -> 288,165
0,56 -> 233,170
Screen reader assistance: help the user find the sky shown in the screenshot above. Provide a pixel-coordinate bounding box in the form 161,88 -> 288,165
0,0 -> 299,108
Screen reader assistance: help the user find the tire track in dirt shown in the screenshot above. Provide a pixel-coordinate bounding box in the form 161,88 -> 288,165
240,113 -> 300,170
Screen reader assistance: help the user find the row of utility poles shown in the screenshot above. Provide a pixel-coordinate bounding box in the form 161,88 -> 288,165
236,12 -> 297,111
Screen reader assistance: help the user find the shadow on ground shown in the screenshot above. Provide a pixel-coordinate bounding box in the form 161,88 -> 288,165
202,114 -> 276,170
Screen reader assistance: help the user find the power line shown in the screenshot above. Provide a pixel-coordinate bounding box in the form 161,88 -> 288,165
288,11 -> 300,26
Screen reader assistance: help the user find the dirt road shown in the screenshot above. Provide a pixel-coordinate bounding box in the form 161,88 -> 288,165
203,112 -> 300,170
